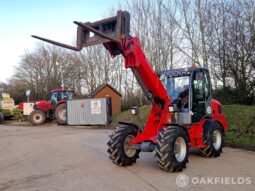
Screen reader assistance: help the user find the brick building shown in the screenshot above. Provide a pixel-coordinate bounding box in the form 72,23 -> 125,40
89,83 -> 122,116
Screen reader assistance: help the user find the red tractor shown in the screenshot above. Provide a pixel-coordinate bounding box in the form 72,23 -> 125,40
32,10 -> 227,172
29,88 -> 73,125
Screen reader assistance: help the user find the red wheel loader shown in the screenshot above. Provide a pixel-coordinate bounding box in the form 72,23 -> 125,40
32,10 -> 227,172
29,88 -> 73,125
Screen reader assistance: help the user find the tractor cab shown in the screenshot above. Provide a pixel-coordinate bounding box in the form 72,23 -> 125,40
159,67 -> 212,125
50,89 -> 73,109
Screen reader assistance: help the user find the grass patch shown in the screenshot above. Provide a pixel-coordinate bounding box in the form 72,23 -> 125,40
111,104 -> 255,150
223,105 -> 255,149
110,105 -> 151,128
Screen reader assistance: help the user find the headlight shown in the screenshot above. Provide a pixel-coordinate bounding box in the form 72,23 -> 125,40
206,106 -> 212,114
168,105 -> 174,112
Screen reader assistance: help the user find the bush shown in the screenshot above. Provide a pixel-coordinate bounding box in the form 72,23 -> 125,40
212,87 -> 237,104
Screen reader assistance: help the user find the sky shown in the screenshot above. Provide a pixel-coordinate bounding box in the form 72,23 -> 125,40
0,0 -> 120,83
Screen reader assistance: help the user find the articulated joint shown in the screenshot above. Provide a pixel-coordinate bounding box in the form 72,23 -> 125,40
131,142 -> 155,152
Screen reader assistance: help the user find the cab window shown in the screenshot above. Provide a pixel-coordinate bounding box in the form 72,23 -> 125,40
193,71 -> 205,101
192,70 -> 207,122
204,71 -> 211,100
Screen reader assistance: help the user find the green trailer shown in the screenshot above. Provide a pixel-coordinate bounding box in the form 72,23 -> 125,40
0,93 -> 15,120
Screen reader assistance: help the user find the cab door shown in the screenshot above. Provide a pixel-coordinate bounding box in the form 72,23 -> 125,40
50,92 -> 59,110
191,69 -> 212,123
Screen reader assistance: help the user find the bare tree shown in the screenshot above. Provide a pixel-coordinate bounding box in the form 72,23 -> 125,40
8,0 -> 255,105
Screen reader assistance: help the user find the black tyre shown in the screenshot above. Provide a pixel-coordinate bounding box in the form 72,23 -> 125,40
199,122 -> 224,157
107,125 -> 140,166
4,116 -> 13,120
0,112 -> 4,124
155,127 -> 189,172
29,110 -> 46,125
55,103 -> 67,125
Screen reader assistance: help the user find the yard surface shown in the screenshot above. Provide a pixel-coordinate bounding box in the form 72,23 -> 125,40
0,124 -> 254,191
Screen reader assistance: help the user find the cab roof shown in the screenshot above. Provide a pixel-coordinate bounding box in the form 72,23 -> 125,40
158,67 -> 207,77
51,88 -> 73,93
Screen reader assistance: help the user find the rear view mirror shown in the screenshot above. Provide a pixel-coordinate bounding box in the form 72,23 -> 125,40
46,94 -> 51,101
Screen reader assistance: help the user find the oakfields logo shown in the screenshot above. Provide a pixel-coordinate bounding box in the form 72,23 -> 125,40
176,174 -> 189,187
176,174 -> 252,187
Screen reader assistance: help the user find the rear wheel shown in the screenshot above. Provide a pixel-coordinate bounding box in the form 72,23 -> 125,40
199,122 -> 224,157
29,110 -> 46,125
107,125 -> 140,166
55,103 -> 67,125
155,127 -> 189,172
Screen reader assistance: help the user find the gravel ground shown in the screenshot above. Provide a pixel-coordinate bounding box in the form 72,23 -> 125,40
0,124 -> 254,191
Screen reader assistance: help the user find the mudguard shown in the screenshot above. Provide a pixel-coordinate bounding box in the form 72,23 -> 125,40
203,120 -> 224,142
118,121 -> 140,131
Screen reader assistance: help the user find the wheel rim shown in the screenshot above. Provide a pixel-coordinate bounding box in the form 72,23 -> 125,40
174,137 -> 187,162
123,135 -> 136,157
33,114 -> 42,123
213,129 -> 222,150
58,109 -> 66,121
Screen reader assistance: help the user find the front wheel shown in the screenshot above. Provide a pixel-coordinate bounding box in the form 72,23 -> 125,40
55,103 -> 67,125
29,110 -> 46,125
155,127 -> 189,172
199,122 -> 224,157
107,125 -> 140,166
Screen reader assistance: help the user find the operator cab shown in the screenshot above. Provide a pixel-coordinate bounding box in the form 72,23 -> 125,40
50,89 -> 73,109
159,67 -> 212,125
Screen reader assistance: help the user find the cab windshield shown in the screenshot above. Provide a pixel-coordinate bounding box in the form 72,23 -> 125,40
51,91 -> 73,103
161,75 -> 190,104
